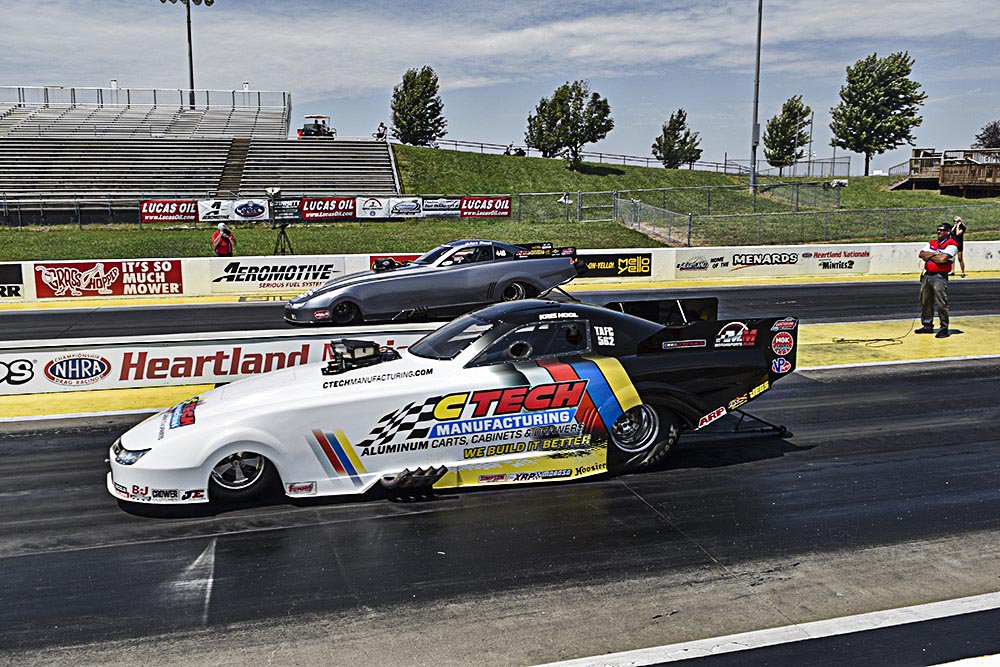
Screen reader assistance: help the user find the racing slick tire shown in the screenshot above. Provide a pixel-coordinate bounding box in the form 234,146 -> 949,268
330,301 -> 361,325
500,281 -> 534,302
208,452 -> 278,503
607,404 -> 681,474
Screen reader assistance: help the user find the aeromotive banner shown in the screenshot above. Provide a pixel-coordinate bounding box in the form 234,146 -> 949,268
140,200 -> 198,224
33,260 -> 184,299
208,255 -> 346,294
461,196 -> 511,218
0,330 -> 435,395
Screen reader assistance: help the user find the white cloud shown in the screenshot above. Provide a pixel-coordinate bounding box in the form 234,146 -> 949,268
4,0 -> 1000,102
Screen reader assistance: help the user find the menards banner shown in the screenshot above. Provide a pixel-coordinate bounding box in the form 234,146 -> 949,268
0,330 -> 435,396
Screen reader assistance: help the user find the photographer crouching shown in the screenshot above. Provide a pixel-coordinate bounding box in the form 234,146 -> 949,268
915,223 -> 958,338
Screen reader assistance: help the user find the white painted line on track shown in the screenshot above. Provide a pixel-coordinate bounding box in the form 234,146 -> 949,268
800,353 -> 1000,372
0,407 -> 162,423
536,590 -> 1000,666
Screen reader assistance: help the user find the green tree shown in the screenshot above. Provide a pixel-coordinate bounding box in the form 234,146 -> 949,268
973,120 -> 1000,149
651,108 -> 703,168
390,66 -> 447,146
763,95 -> 812,176
829,51 -> 926,176
525,80 -> 614,167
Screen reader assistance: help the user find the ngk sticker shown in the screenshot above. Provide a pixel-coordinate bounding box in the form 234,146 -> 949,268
771,332 -> 794,356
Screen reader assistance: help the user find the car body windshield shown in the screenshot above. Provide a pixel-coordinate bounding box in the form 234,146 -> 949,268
408,315 -> 495,360
412,245 -> 452,265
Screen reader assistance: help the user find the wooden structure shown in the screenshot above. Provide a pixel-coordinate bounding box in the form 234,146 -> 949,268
890,147 -> 1000,195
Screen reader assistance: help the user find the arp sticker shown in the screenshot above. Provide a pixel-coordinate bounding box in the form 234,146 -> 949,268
698,406 -> 727,428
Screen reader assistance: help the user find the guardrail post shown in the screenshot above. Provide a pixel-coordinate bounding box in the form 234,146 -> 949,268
612,191 -> 618,221
686,213 -> 693,247
576,191 -> 582,222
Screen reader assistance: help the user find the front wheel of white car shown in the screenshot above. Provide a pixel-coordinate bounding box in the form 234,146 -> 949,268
209,452 -> 276,502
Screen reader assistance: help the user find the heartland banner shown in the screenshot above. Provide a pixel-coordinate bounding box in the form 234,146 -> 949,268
140,200 -> 198,224
33,260 -> 184,299
461,196 -> 511,218
208,255 -> 347,294
300,197 -> 356,221
0,329 -> 435,395
673,245 -> 872,278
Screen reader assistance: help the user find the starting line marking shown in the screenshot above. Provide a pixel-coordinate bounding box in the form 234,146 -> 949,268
537,591 -> 1000,666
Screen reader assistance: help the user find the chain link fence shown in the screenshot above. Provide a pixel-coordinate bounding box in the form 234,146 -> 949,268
614,199 -> 1000,246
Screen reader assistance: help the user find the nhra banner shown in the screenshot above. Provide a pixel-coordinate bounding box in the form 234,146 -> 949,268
140,200 -> 198,224
33,259 -> 184,299
0,329 -> 436,396
208,255 -> 347,294
673,245 -> 872,278
461,196 -> 511,218
300,197 -> 356,221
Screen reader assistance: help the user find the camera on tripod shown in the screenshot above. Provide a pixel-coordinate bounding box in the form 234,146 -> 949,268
265,187 -> 294,255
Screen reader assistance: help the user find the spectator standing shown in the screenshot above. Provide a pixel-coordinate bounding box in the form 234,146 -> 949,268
950,216 -> 967,277
503,143 -> 513,156
375,122 -> 387,141
212,222 -> 236,257
915,223 -> 958,338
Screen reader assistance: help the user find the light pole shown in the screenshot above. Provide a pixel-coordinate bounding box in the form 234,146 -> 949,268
159,0 -> 214,109
749,0 -> 763,191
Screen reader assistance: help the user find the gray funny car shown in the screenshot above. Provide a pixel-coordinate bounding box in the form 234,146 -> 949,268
284,239 -> 583,325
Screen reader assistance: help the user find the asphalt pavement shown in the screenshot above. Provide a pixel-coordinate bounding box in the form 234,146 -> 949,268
1,359 -> 999,664
4,279 -> 1000,341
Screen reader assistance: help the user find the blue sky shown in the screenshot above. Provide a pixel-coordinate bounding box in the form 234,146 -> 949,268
4,0 -> 1000,171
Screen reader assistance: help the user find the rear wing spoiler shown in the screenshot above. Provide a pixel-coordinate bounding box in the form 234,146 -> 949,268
515,242 -> 577,259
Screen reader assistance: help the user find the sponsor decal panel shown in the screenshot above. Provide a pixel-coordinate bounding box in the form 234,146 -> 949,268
287,482 -> 318,496
771,332 -> 794,356
181,489 -> 206,501
209,257 -> 345,294
698,406 -> 727,428
676,256 -> 709,271
300,197 -> 356,221
232,199 -> 269,221
44,353 -> 112,387
662,339 -> 706,350
140,199 -> 198,224
580,252 -> 653,277
672,246 -> 871,278
595,326 -> 615,347
272,198 -> 301,221
772,357 -> 792,374
198,200 -> 233,222
728,394 -> 748,410
771,317 -> 798,331
716,322 -> 757,348
460,196 -> 511,218
732,252 -> 799,269
34,260 -> 183,299
750,380 -> 769,398
0,263 -> 25,299
168,398 -> 201,429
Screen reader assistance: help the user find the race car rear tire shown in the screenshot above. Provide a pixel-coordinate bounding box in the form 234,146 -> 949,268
209,452 -> 277,503
607,404 -> 680,474
501,281 -> 533,301
330,301 -> 361,325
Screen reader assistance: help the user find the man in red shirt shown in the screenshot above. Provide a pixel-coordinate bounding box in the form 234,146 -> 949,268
915,223 -> 958,338
212,222 -> 236,257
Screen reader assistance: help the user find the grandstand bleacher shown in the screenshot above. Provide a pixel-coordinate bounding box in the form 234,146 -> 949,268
0,85 -> 401,215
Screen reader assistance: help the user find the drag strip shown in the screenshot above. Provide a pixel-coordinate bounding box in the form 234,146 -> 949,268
4,279 -> 1000,341
1,359 -> 999,664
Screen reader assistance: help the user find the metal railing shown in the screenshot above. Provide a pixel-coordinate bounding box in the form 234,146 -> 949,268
0,85 -> 291,110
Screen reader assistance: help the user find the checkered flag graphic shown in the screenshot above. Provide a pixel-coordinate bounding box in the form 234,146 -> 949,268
358,396 -> 441,448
